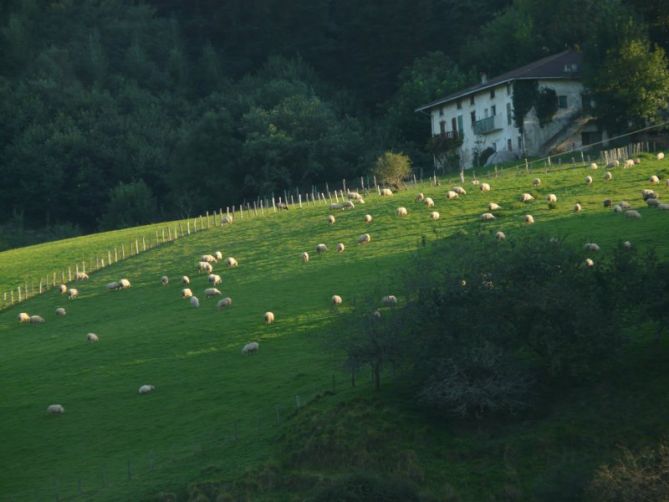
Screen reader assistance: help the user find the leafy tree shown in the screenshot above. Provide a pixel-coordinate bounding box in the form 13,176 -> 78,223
536,87 -> 558,126
512,80 -> 539,131
99,180 -> 158,230
372,152 -> 412,189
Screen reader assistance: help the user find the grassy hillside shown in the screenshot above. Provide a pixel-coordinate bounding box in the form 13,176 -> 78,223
0,156 -> 668,500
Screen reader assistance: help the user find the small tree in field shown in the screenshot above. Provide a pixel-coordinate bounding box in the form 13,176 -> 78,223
372,152 -> 412,190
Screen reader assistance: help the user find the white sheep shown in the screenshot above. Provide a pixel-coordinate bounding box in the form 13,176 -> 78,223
190,296 -> 200,308
217,297 -> 232,309
382,295 -> 398,306
198,261 -> 213,273
316,243 -> 328,253
30,315 -> 45,324
201,254 -> 217,263
658,203 -> 669,210
204,288 -> 221,298
658,152 -> 665,160
585,175 -> 593,185
18,312 -> 30,323
396,207 -> 408,217
604,171 -> 613,181
47,404 -> 64,415
358,233 -> 371,245
119,278 -> 131,289
590,163 -> 598,170
301,252 -> 310,263
364,214 -> 373,224
607,160 -> 620,168
613,204 -> 623,213
138,385 -> 155,395
635,158 -> 641,164
623,241 -> 633,249
642,189 -> 657,200
242,342 -> 259,355
424,197 -> 435,208
524,214 -> 535,224
327,214 -> 336,224
471,179 -> 480,186
480,183 -> 491,192
488,202 -> 502,211
574,203 -> 583,212
55,307 -> 66,316
625,210 -> 641,219
624,159 -> 635,168
381,188 -> 393,196
87,333 -> 99,342
430,211 -> 440,220
342,200 -> 355,210
585,258 -> 595,268
372,310 -> 382,319
106,281 -> 120,291
446,190 -> 459,200
532,178 -> 542,187
495,231 -> 506,241
208,274 -> 222,286
75,271 -> 89,281
348,191 -> 364,202
181,288 -> 193,299
160,275 -> 169,286
480,212 -> 496,221
331,295 -> 343,305
650,175 -> 660,185
214,251 -> 223,261
336,243 -> 345,253
520,193 -> 535,202
182,276 -> 190,285
221,215 -> 233,224
330,203 -> 343,210
547,194 -> 557,203
68,288 -> 79,300
453,186 -> 467,195
584,243 -> 600,252
647,198 -> 660,208
225,257 -> 238,268
264,312 -> 275,324
619,201 -> 631,209
415,193 -> 425,202
59,284 -> 68,295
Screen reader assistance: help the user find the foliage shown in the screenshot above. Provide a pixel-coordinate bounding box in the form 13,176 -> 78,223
312,473 -> 422,502
536,87 -> 559,127
512,80 -> 539,131
372,152 -> 412,190
426,132 -> 463,170
98,180 -> 158,230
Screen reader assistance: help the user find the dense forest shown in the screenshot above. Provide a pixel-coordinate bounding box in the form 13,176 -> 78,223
0,0 -> 668,245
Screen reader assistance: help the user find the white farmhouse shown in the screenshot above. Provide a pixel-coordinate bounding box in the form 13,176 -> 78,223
416,50 -> 600,169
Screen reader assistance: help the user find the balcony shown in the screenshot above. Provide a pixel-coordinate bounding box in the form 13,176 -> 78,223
473,115 -> 502,135
435,131 -> 459,140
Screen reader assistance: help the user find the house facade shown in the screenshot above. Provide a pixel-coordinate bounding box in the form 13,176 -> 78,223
416,50 -> 600,168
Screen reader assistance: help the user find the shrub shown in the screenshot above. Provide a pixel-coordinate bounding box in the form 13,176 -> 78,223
311,473 -> 422,502
372,152 -> 412,190
98,180 -> 158,230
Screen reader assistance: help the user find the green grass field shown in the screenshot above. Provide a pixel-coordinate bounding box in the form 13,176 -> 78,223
1,156 -> 668,500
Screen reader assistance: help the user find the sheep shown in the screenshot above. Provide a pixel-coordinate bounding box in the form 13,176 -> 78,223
138,385 -> 155,395
68,288 -> 79,300
647,198 -> 660,208
316,243 -> 328,253
382,295 -> 398,306
358,233 -> 371,245
430,211 -> 440,220
642,189 -> 657,200
182,276 -> 190,285
658,152 -> 665,160
634,158 -> 641,164
160,275 -> 169,286
471,179 -> 480,186
30,315 -> 45,324
546,193 -> 557,203
208,274 -> 222,286
372,310 -> 382,319
585,258 -> 595,268
524,214 -> 535,224
604,171 -> 613,181
480,212 -> 496,221
585,175 -> 593,185
625,210 -> 641,219
650,175 -> 660,185
348,191 -> 364,202
488,202 -> 502,211
18,312 -> 30,323
106,281 -> 120,291
225,257 -> 238,268
221,215 -> 233,224
520,193 -> 535,202
416,193 -> 425,202
47,404 -> 64,415
584,243 -> 600,252
619,201 -> 631,209
242,342 -> 259,355
574,203 -> 583,212
613,204 -> 623,213
190,296 -> 200,308
119,278 -> 131,289
532,178 -> 542,187
336,243 -> 345,253
603,199 -> 612,208
446,190 -> 459,200
264,312 -> 275,324
181,288 -> 193,299
480,183 -> 491,192
331,295 -> 343,305
75,271 -> 89,281
301,252 -> 310,263
495,231 -> 506,241
590,162 -> 598,170
201,254 -> 217,263
623,241 -> 633,249
342,200 -> 355,210
364,214 -> 373,224
86,333 -> 99,343
327,214 -> 336,224
214,251 -> 223,261
381,188 -> 393,196
197,261 -> 213,273
607,160 -> 620,168
59,284 -> 67,294
624,159 -> 635,168
55,307 -> 66,316
204,288 -> 221,298
658,203 -> 669,210
424,197 -> 435,208
453,186 -> 467,195
396,207 -> 408,217
217,297 -> 232,309
276,201 -> 289,210
329,203 -> 343,210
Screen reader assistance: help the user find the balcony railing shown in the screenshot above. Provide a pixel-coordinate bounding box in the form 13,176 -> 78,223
435,131 -> 459,140
473,115 -> 501,135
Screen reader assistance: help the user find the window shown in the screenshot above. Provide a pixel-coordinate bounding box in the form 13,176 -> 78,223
506,103 -> 512,125
558,95 -> 568,109
490,88 -> 495,99
451,117 -> 457,132
492,142 -> 497,151
507,139 -> 512,151
491,105 -> 496,116
470,111 -> 476,126
470,95 -> 475,105
456,99 -> 462,110
518,136 -> 523,151
457,115 -> 464,137
439,108 -> 444,116
439,121 -> 446,134
484,108 -> 489,118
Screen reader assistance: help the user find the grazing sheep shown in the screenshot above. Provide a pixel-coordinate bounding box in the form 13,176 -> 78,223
225,257 -> 238,268
619,201 -> 631,209
364,214 -> 373,224
358,233 -> 371,245
181,288 -> 193,299
480,183 -> 491,192
603,199 -> 612,208
204,288 -> 222,298
647,198 -> 660,208
30,315 -> 45,324
658,152 -> 665,160
342,200 -> 355,210
381,188 -> 393,196
160,275 -> 169,286
446,190 -> 459,200
316,243 -> 328,253
635,158 -> 641,164
59,284 -> 68,294
623,241 -> 633,249
86,333 -> 99,343
276,202 -> 289,210
221,215 -> 233,224
348,191 -> 364,202
424,197 -> 435,208
524,214 -> 535,224
488,202 -> 502,211
532,178 -> 542,187
396,207 -> 408,217
453,186 -> 467,195
604,171 -> 613,181
47,404 -> 64,415
625,210 -> 641,219
430,211 -> 440,220
68,288 -> 79,300
138,385 -> 155,395
471,179 -> 480,186
590,162 -> 598,170
75,272 -> 89,281
585,258 -> 595,268
201,254 -> 217,263
182,276 -> 190,285
584,243 -> 600,252
372,310 -> 382,319
495,231 -> 506,241
547,194 -> 557,203
624,159 -> 635,168
331,295 -> 343,305
613,204 -> 623,213
242,342 -> 259,355
607,160 -> 620,168
106,281 -> 120,291
119,278 -> 131,289
480,212 -> 496,221
574,203 -> 583,212
329,203 -> 343,210
336,243 -> 345,253
18,312 -> 30,323
190,296 -> 200,308
382,295 -> 398,306
642,189 -> 657,200
55,308 -> 66,316
585,175 -> 593,185
264,312 -> 275,324
520,193 -> 535,203
217,297 -> 232,309
208,274 -> 222,286
301,252 -> 309,263
214,251 -> 223,261
658,203 -> 669,210
198,261 -> 213,273
650,175 -> 660,185
415,193 -> 425,202
327,214 -> 336,224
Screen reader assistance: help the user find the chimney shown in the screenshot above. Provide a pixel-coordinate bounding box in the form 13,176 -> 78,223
480,73 -> 488,84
